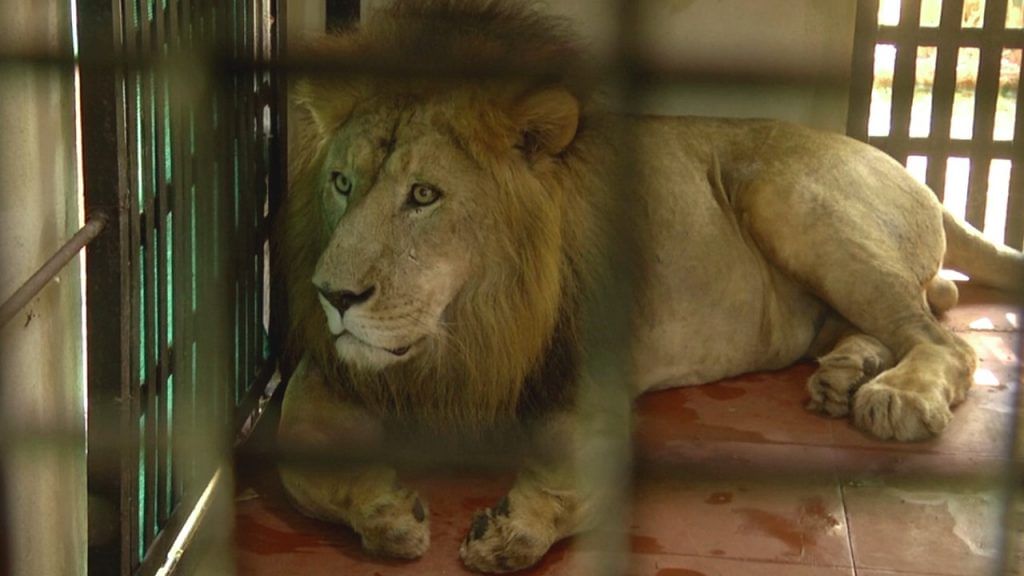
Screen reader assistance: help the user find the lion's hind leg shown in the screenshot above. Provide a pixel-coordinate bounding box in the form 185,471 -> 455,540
808,317 -> 975,441
798,275 -> 975,441
738,140 -> 976,441
752,218 -> 976,440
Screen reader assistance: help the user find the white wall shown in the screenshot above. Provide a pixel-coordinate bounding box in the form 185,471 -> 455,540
0,1 -> 86,575
361,0 -> 858,131
288,0 -> 328,43
633,0 -> 858,131
287,0 -> 327,154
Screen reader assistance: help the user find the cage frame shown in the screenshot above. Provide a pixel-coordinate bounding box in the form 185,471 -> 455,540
0,0 -> 1020,575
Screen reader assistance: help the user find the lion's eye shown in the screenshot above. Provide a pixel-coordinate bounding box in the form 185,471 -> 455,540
330,171 -> 352,196
408,183 -> 442,207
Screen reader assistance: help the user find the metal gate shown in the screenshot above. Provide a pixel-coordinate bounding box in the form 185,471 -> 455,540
78,0 -> 282,573
849,0 -> 1024,249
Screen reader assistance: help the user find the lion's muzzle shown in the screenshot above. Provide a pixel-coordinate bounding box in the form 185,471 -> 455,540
316,283 -> 375,336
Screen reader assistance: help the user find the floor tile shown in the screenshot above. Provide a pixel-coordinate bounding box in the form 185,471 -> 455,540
942,283 -> 1022,333
234,469 -> 602,576
632,444 -> 852,567
623,554 -> 854,576
634,364 -> 834,454
856,565 -> 958,569
838,451 -> 1008,576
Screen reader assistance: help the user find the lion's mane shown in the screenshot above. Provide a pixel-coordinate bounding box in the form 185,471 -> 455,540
278,0 -> 619,431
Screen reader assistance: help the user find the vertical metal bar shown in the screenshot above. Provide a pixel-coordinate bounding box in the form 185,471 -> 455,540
574,2 -> 640,575
888,0 -> 923,161
79,0 -> 132,571
252,0 -> 265,375
167,0 -> 190,518
1005,83 -> 1024,249
1007,166 -> 1024,250
966,0 -> 1009,228
268,0 -> 288,370
243,0 -> 255,397
964,156 -> 992,227
230,0 -> 240,407
994,325 -> 1024,573
152,0 -> 173,533
251,0 -> 261,393
848,0 -> 881,141
995,95 -> 1024,563
925,0 -> 966,201
0,470 -> 6,576
216,0 -> 235,425
192,0 -> 216,482
180,0 -> 199,508
123,0 -> 146,565
232,0 -> 248,406
242,0 -> 256,402
248,0 -> 258,395
139,0 -> 160,554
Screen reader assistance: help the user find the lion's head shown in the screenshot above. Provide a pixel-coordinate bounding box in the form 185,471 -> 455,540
279,0 -> 613,429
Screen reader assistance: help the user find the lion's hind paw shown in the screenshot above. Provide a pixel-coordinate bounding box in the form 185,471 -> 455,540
807,334 -> 893,418
852,378 -> 951,442
807,354 -> 884,418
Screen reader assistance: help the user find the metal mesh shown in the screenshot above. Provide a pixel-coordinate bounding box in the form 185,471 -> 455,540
1,1 -> 1022,575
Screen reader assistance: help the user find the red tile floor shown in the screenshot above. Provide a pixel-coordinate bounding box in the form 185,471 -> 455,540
232,284 -> 1021,575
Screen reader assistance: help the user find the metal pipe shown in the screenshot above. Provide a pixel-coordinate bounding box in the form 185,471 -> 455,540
994,315 -> 1024,575
0,212 -> 108,328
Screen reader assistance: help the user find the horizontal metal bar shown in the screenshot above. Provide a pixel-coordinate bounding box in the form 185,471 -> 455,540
0,212 -> 108,328
0,49 -> 852,91
866,136 -> 1022,157
875,25 -> 1024,47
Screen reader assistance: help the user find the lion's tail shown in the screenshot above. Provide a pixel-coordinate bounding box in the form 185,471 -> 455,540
941,209 -> 1024,295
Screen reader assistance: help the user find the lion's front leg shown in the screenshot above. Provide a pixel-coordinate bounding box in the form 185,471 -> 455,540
459,414 -> 587,573
277,356 -> 429,559
280,462 -> 429,558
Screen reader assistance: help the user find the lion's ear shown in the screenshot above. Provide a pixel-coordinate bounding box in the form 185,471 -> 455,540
513,88 -> 580,157
292,78 -> 357,136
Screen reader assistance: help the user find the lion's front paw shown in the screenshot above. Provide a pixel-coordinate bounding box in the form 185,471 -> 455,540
852,378 -> 951,441
357,489 -> 430,559
807,347 -> 888,418
459,497 -> 554,573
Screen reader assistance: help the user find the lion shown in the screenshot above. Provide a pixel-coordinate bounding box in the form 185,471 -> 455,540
274,1 -> 1024,572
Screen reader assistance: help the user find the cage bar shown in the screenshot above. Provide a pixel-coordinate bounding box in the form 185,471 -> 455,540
890,0 -> 925,159
77,0 -> 133,571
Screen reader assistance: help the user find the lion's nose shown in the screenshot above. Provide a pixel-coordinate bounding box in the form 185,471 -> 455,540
317,285 -> 376,315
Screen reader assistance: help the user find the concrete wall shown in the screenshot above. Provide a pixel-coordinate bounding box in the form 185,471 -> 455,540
361,0 -> 858,131
0,1 -> 86,575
